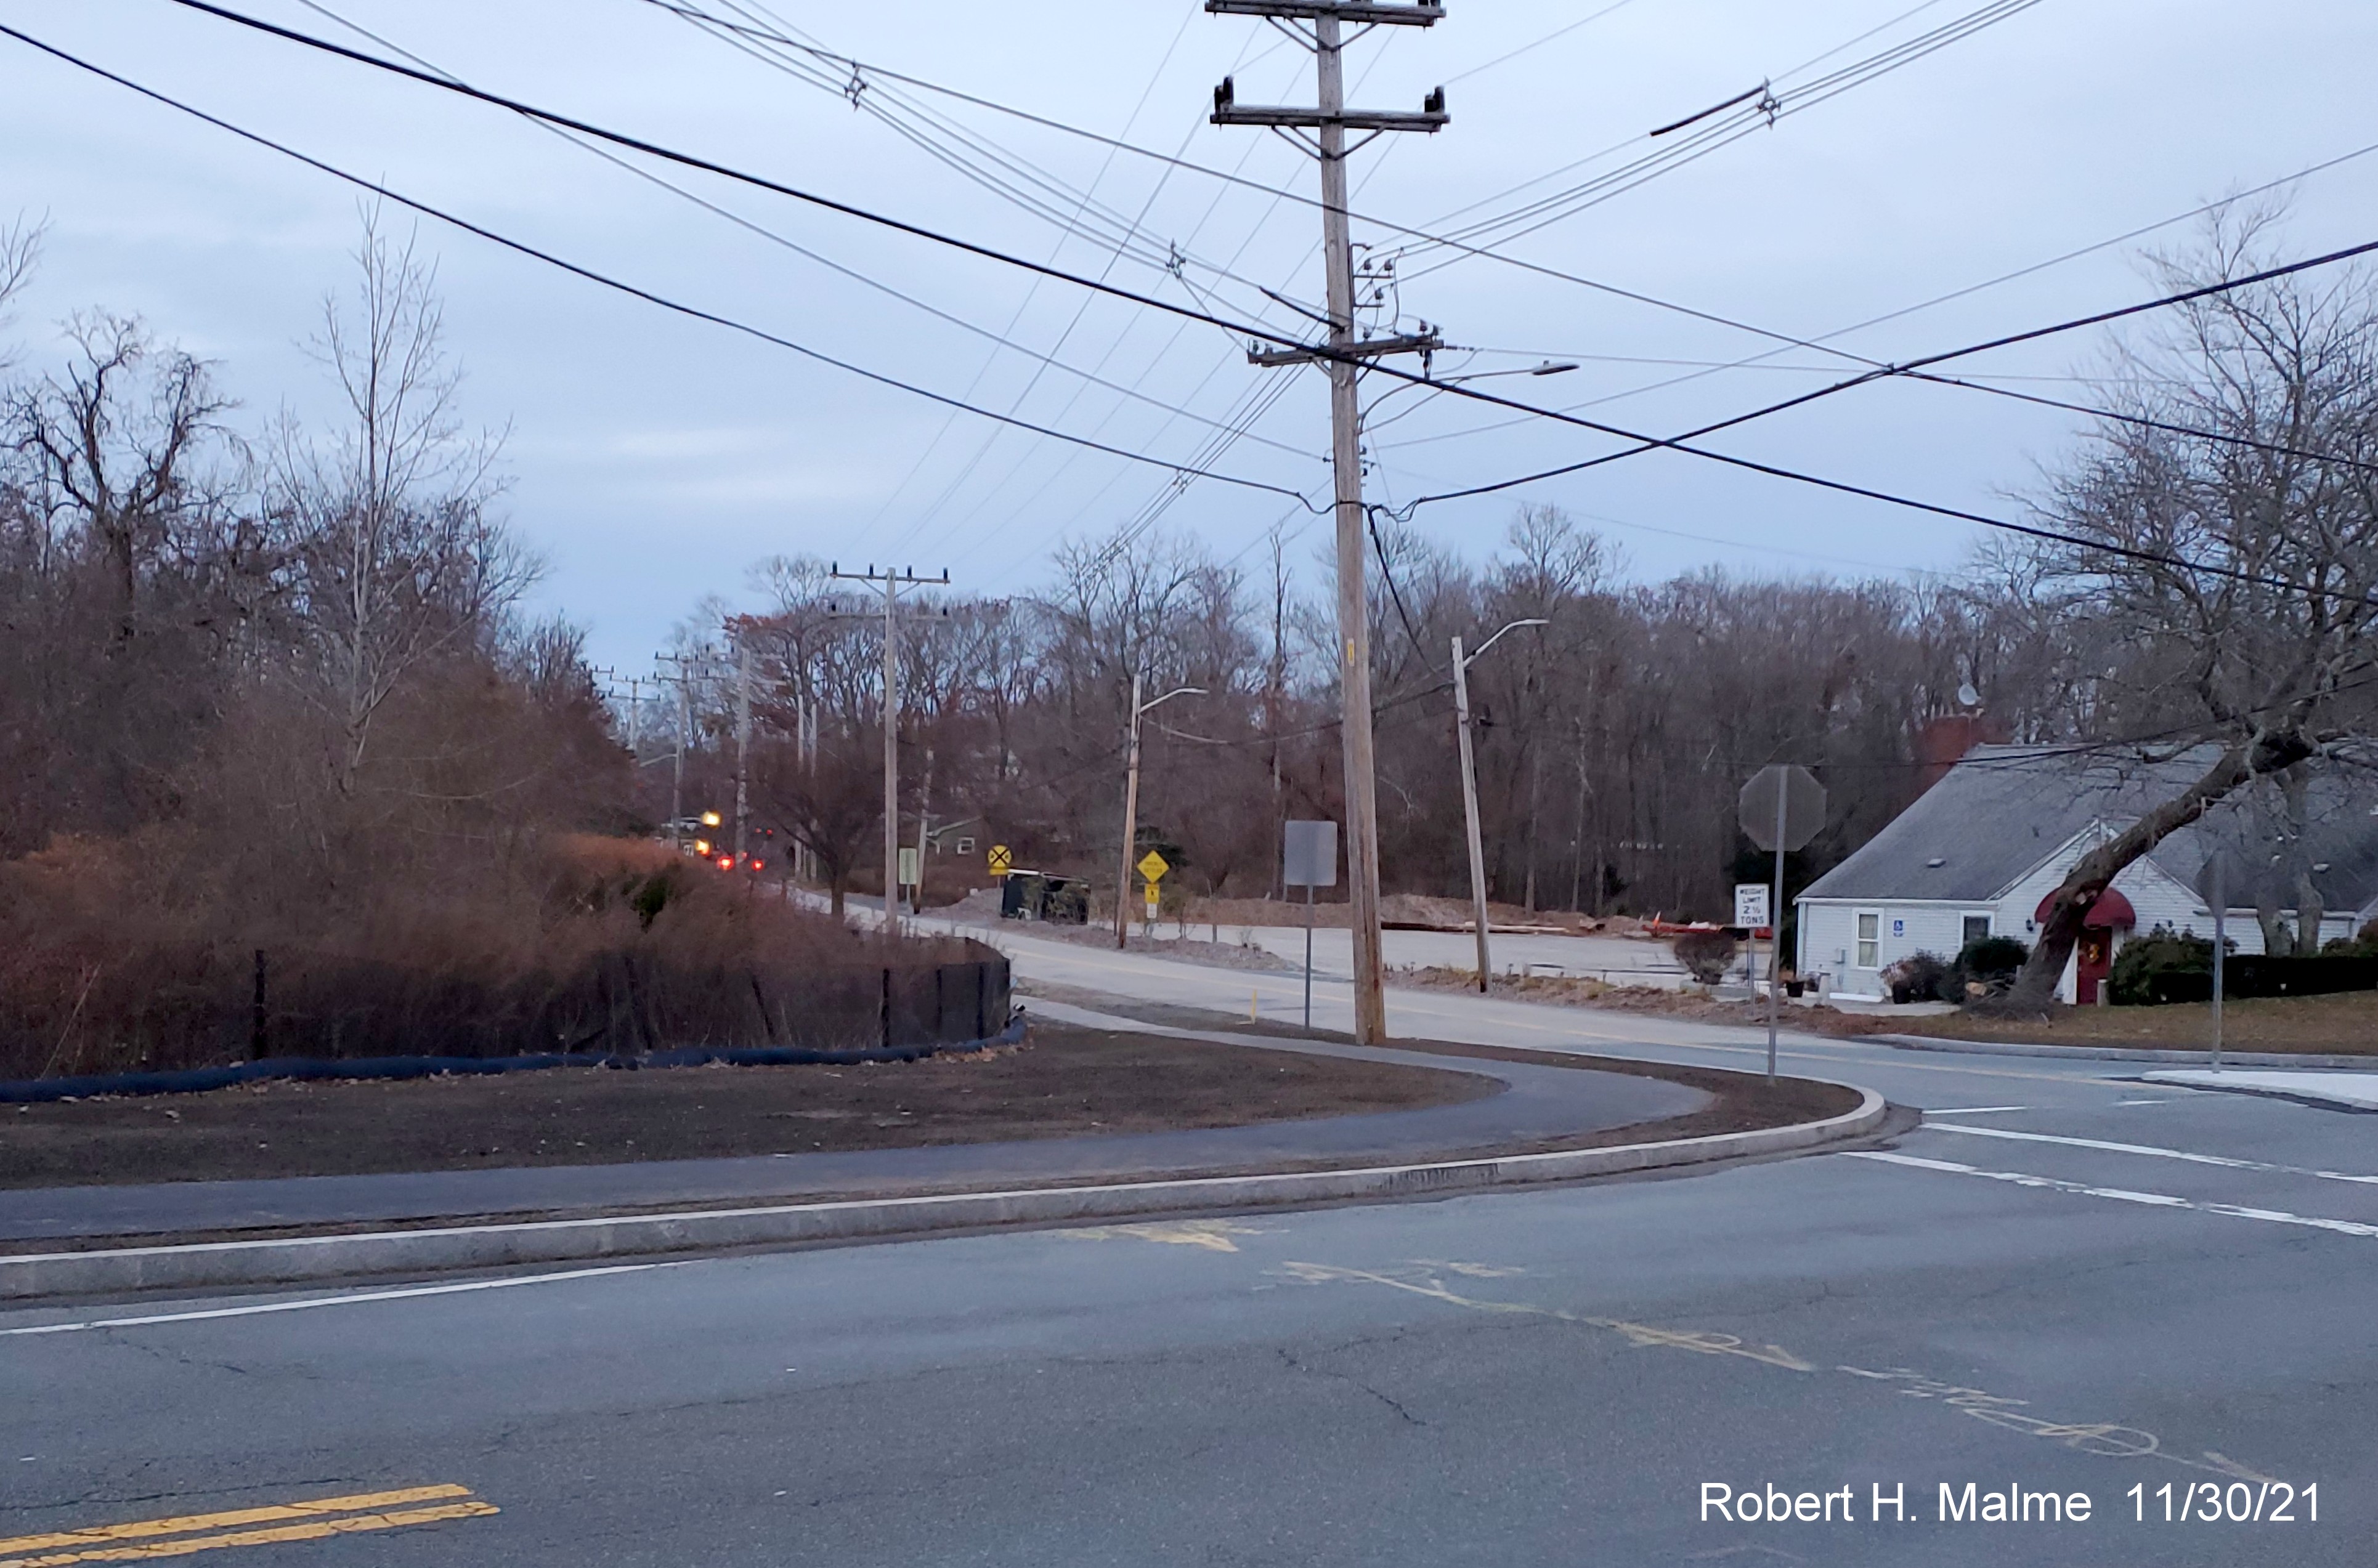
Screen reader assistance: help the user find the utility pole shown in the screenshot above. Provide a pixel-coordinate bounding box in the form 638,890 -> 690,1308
732,632 -> 753,871
1114,674 -> 1206,949
829,563 -> 947,931
795,690 -> 817,886
1451,618 -> 1544,992
654,652 -> 710,852
1452,637 -> 1489,992
1210,0 -> 1447,1045
915,745 -> 935,913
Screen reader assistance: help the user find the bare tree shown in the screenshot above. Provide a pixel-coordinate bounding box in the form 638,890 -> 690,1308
276,208 -> 530,790
0,215 -> 43,359
2008,209 -> 2378,1005
7,313 -> 232,635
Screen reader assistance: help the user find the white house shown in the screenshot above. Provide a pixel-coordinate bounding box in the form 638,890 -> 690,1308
1795,745 -> 2378,1004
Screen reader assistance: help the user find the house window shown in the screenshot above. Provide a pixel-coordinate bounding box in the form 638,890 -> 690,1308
1962,913 -> 1992,948
1856,911 -> 1880,969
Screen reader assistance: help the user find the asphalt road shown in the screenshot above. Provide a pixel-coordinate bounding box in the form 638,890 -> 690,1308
4,938 -> 2372,1566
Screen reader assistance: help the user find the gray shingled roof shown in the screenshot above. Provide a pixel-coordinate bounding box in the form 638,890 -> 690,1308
1799,744 -> 2378,915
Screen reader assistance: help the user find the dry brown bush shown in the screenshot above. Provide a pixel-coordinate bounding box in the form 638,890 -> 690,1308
0,832 -> 993,1079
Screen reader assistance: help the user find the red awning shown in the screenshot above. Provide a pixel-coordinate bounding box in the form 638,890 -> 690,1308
2034,886 -> 2137,929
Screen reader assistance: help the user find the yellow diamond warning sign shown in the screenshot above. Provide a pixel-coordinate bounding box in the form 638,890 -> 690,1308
1137,850 -> 1170,883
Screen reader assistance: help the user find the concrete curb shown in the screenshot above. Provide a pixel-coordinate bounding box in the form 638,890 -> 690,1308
0,1088 -> 1885,1302
1875,1034 -> 2378,1069
2139,1070 -> 2378,1114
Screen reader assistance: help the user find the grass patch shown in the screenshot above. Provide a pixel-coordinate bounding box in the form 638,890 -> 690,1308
0,1021 -> 1496,1189
1887,988 -> 2378,1054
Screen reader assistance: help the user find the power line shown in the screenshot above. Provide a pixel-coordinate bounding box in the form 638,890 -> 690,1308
0,23 -> 1318,509
646,0 -> 2378,474
1384,129 -> 2378,454
647,0 -> 1326,331
285,0 -> 1314,463
144,0 -> 1892,444
657,0 -> 2252,479
1442,0 -> 1644,84
153,0 -> 1343,355
78,7 -> 2378,604
633,0 -> 1889,368
1392,232 -> 2378,511
1403,0 -> 2051,268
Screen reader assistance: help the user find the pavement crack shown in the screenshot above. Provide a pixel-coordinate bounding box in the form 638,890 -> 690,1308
1275,1343 -> 1426,1427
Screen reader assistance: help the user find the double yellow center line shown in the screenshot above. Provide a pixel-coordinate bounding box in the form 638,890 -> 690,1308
0,1484 -> 497,1567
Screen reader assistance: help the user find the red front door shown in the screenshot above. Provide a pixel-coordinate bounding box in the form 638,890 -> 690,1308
2076,927 -> 2112,1004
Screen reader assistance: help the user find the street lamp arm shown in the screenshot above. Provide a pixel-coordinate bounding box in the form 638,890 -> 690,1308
1463,617 -> 1549,666
1136,685 -> 1207,716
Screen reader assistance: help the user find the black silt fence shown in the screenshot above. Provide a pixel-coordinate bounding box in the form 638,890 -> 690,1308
2,942 -> 1012,1081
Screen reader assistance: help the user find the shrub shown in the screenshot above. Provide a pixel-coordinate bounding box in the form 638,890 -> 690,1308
0,833 -> 996,1080
2323,919 -> 2378,958
1883,950 -> 1950,1003
1673,929 -> 1739,984
2108,925 -> 2213,1006
1952,935 -> 2029,999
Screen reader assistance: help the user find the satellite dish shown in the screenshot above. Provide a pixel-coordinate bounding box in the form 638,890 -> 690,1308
1955,682 -> 1981,708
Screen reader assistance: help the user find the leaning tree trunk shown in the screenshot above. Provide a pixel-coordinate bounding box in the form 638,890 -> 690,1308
2007,730 -> 2318,1009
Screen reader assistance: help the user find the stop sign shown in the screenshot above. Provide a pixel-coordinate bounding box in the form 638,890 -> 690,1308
1739,765 -> 1826,852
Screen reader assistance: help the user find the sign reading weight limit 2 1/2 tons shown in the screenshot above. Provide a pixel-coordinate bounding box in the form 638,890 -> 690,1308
1732,883 -> 1770,929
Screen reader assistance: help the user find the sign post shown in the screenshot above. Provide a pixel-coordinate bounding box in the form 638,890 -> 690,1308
1283,821 -> 1338,1030
1739,765 -> 1827,1081
1137,849 -> 1169,938
2194,849 -> 2247,1074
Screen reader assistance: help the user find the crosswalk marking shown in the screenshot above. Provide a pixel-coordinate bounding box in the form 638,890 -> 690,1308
1848,1151 -> 2378,1240
1925,1123 -> 2378,1185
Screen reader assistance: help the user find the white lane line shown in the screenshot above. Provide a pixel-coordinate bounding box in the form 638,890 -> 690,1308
1923,1106 -> 2030,1117
1923,1123 -> 2378,1186
0,1263 -> 665,1336
1847,1151 -> 2378,1239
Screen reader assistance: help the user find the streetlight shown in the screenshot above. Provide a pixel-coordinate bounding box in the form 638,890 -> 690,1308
1363,360 -> 1578,435
1453,618 -> 1549,991
1115,673 -> 1205,950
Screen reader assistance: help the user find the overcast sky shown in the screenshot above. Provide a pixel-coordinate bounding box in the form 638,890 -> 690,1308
6,0 -> 2377,674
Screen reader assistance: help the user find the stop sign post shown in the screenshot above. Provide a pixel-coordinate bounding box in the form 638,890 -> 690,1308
1739,764 -> 1826,1079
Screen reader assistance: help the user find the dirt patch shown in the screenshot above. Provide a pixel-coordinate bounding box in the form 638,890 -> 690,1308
0,1022 -> 1496,1189
1395,966 -> 1901,1035
1002,918 -> 1296,972
1185,894 -> 1625,934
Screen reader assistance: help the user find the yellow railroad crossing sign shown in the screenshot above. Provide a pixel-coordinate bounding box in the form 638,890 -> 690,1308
1137,849 -> 1170,883
986,843 -> 1012,875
